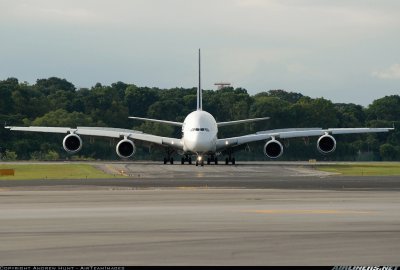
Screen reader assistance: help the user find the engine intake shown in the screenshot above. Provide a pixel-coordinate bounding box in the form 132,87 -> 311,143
116,139 -> 136,159
317,134 -> 336,154
63,134 -> 82,154
264,139 -> 283,159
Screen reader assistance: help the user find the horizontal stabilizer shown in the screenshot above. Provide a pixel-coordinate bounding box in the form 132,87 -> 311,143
217,117 -> 270,127
129,116 -> 183,126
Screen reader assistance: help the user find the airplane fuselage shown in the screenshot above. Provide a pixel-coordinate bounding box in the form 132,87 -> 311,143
182,110 -> 218,154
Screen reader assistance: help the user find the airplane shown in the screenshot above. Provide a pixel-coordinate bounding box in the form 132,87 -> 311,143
5,50 -> 394,166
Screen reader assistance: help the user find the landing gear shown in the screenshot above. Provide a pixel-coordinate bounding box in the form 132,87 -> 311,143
181,155 -> 192,165
163,149 -> 175,165
164,157 -> 174,164
195,156 -> 204,167
208,155 -> 218,165
225,156 -> 235,165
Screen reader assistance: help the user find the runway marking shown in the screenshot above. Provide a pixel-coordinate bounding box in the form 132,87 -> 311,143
242,209 -> 375,215
177,186 -> 209,190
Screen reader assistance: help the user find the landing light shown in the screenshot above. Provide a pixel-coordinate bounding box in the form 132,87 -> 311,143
225,141 -> 229,145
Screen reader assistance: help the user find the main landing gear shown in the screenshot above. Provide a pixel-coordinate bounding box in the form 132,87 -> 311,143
163,149 -> 175,165
181,156 -> 192,165
225,156 -> 235,165
163,157 -> 174,164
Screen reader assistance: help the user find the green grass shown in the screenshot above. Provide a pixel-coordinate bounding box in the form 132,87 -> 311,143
316,162 -> 400,176
0,164 -> 126,180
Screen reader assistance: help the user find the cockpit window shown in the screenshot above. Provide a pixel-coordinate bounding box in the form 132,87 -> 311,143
190,128 -> 210,132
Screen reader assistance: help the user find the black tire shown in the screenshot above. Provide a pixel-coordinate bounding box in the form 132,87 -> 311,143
195,161 -> 198,166
207,158 -> 211,165
170,157 -> 174,165
189,157 -> 192,165
232,158 -> 235,165
225,158 -> 229,165
181,157 -> 185,165
163,158 -> 167,164
215,157 -> 218,165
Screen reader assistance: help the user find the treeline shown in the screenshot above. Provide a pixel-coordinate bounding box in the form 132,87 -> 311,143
0,77 -> 399,161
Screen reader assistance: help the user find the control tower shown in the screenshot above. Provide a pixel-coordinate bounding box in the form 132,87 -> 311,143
214,82 -> 231,90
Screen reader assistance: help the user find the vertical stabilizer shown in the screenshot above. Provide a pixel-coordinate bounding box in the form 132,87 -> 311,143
197,49 -> 202,111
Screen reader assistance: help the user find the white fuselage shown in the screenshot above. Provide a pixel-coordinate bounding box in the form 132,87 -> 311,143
182,110 -> 218,154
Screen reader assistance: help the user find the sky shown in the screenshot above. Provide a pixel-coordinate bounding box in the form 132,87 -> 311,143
0,0 -> 399,106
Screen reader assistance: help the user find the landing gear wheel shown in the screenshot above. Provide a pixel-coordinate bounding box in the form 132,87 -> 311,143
195,160 -> 199,166
170,157 -> 174,165
181,157 -> 185,165
163,157 -> 167,164
189,157 -> 192,165
207,158 -> 211,165
225,158 -> 229,165
201,160 -> 204,167
232,157 -> 235,165
215,157 -> 218,165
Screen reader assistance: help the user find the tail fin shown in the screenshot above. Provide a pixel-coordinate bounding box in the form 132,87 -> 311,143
197,48 -> 202,111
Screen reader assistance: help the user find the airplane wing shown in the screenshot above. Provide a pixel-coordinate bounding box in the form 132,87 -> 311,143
5,126 -> 183,150
216,127 -> 394,151
129,116 -> 183,126
217,117 -> 270,127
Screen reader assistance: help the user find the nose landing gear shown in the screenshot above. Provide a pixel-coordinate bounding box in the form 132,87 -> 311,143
195,156 -> 204,167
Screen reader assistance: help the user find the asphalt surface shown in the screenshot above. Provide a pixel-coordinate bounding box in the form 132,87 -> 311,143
1,175 -> 400,190
0,189 -> 399,265
0,162 -> 399,265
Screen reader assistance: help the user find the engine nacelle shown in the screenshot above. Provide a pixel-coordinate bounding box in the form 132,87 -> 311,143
63,134 -> 82,154
264,139 -> 284,159
116,139 -> 136,159
317,134 -> 336,154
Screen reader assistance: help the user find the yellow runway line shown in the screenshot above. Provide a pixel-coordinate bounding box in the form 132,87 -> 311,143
242,209 -> 375,215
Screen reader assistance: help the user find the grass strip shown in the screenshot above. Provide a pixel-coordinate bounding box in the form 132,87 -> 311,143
316,163 -> 400,176
0,164 -> 126,180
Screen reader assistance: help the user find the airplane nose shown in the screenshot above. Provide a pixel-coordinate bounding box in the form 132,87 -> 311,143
185,134 -> 213,152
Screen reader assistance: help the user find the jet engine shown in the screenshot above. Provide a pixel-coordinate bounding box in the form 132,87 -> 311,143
317,134 -> 336,154
63,134 -> 82,154
264,139 -> 283,159
116,139 -> 136,159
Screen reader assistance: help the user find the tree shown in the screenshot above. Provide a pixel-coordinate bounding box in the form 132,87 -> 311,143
2,150 -> 18,161
366,95 -> 400,121
0,78 -> 17,114
380,143 -> 398,161
0,76 -> 398,161
125,86 -> 158,117
32,109 -> 94,127
35,77 -> 76,95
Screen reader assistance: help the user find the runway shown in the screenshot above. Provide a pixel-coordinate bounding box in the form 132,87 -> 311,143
0,189 -> 399,265
0,162 -> 399,265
